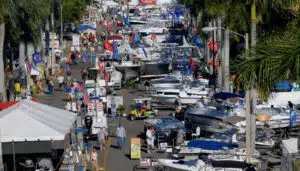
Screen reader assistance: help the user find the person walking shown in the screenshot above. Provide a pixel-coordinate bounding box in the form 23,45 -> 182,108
146,127 -> 155,154
57,74 -> 65,90
66,68 -> 72,85
116,124 -> 126,149
90,147 -> 98,171
81,68 -> 87,80
97,127 -> 107,152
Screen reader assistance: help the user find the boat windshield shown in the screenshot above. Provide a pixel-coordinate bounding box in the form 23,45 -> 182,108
255,107 -> 285,116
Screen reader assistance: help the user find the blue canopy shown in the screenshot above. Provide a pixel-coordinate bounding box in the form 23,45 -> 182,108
213,92 -> 244,100
273,81 -> 293,91
187,140 -> 238,150
77,25 -> 96,32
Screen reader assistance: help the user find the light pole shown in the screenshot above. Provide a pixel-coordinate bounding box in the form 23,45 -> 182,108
202,26 -> 252,162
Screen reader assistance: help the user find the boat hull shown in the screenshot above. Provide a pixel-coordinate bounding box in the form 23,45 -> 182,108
114,66 -> 140,81
186,114 -> 238,134
141,62 -> 169,75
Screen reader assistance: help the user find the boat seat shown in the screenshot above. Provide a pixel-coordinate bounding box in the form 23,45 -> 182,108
192,127 -> 200,140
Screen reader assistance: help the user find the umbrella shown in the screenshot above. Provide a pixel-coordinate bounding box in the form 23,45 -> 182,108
213,92 -> 244,100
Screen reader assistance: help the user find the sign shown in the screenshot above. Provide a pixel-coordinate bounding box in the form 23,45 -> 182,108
106,96 -> 123,112
139,0 -> 156,6
131,138 -> 141,159
140,158 -> 151,167
72,35 -> 80,46
59,157 -> 75,171
87,101 -> 103,114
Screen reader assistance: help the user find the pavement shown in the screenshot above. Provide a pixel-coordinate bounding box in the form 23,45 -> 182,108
37,62 -> 169,171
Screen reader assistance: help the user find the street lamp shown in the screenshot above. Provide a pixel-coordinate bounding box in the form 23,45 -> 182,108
202,26 -> 248,44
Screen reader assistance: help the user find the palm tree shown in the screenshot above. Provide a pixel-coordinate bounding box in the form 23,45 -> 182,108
0,0 -> 18,102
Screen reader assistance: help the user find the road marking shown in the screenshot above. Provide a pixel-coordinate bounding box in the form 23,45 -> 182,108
101,137 -> 112,171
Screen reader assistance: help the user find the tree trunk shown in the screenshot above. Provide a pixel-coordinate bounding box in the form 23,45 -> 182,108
0,23 -> 7,102
19,42 -> 26,87
246,2 -> 257,162
217,17 -> 222,89
223,30 -> 230,92
26,43 -> 34,87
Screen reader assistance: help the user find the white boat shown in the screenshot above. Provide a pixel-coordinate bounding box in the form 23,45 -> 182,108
150,89 -> 180,104
113,60 -> 141,81
179,89 -> 209,105
158,159 -> 214,171
150,75 -> 182,90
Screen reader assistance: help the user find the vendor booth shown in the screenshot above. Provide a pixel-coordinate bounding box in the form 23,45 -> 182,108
0,100 -> 77,170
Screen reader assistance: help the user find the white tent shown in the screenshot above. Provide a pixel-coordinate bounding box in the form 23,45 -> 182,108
0,100 -> 77,143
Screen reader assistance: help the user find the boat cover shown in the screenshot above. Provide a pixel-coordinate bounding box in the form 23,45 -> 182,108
172,159 -> 197,166
213,92 -> 244,100
187,140 -> 238,150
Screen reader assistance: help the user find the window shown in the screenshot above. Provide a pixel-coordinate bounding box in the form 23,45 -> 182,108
164,92 -> 179,96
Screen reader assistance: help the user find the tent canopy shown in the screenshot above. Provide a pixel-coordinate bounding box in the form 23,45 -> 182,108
0,100 -> 76,143
77,25 -> 96,32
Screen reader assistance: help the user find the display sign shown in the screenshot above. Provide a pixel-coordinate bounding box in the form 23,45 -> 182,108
106,96 -> 123,112
87,101 -> 103,114
72,35 -> 80,46
60,157 -> 75,171
130,138 -> 141,159
139,0 -> 156,6
140,158 -> 151,167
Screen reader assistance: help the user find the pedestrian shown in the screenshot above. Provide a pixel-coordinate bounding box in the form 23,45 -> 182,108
81,68 -> 87,80
71,52 -> 76,65
97,127 -> 107,151
71,98 -> 77,113
90,147 -> 98,171
57,74 -> 65,90
146,126 -> 155,154
116,124 -> 126,149
175,96 -> 182,113
66,68 -> 72,85
65,100 -> 71,112
14,80 -> 21,100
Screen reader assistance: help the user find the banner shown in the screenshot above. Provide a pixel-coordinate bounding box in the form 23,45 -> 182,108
87,101 -> 103,114
139,0 -> 156,6
130,138 -> 141,159
72,35 -> 80,46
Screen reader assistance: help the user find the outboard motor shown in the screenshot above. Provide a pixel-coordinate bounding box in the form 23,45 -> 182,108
84,115 -> 93,135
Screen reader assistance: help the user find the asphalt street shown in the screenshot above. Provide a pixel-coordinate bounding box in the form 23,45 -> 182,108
37,63 -> 170,171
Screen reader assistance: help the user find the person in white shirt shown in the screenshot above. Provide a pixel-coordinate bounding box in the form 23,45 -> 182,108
146,127 -> 155,154
65,101 -> 71,111
57,75 -> 65,89
71,99 -> 77,113
116,124 -> 126,149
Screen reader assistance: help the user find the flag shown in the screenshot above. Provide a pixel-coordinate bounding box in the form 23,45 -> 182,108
104,40 -> 114,52
112,41 -> 119,59
209,59 -> 218,72
142,45 -> 148,58
189,57 -> 195,69
83,89 -> 89,105
208,40 -> 218,53
84,51 -> 89,62
124,16 -> 131,28
25,60 -> 31,75
130,32 -> 135,44
103,67 -> 108,88
98,62 -> 104,73
111,8 -> 116,15
33,51 -> 42,65
133,31 -> 139,44
193,35 -> 205,48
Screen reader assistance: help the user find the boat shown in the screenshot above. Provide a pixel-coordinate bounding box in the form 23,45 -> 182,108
186,139 -> 239,151
179,89 -> 209,105
185,102 -> 238,133
150,89 -> 180,105
150,75 -> 182,90
113,60 -> 141,81
158,158 -> 254,171
158,159 -> 213,171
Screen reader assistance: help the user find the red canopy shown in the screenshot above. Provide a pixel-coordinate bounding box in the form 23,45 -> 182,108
107,35 -> 124,41
0,98 -> 39,111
